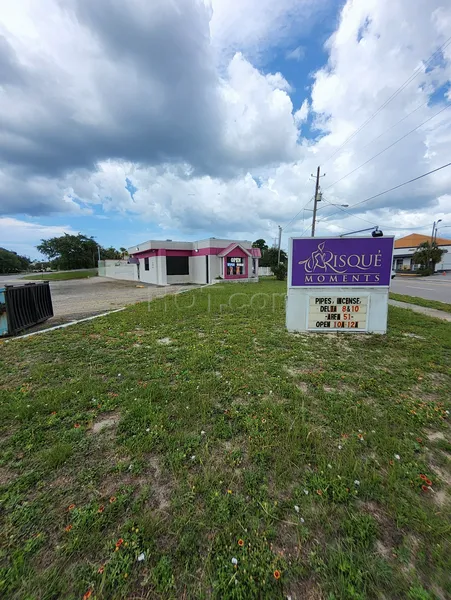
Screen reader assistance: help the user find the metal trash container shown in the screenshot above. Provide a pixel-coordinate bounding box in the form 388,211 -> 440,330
0,282 -> 54,336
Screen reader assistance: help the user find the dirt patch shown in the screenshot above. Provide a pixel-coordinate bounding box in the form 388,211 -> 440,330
157,337 -> 172,345
285,366 -> 321,377
0,466 -> 17,485
433,489 -> 448,507
91,412 -> 120,434
359,500 -> 402,552
297,382 -> 308,393
146,456 -> 173,511
285,579 -> 324,600
426,430 -> 447,442
99,454 -> 174,512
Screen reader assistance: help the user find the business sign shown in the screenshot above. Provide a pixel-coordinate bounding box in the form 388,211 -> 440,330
307,295 -> 368,331
227,257 -> 244,266
291,237 -> 394,287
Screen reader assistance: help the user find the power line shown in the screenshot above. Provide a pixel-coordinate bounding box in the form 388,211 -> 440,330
321,196 -> 378,226
360,99 -> 429,151
315,161 -> 451,228
323,35 -> 451,165
324,103 -> 451,191
282,195 -> 314,230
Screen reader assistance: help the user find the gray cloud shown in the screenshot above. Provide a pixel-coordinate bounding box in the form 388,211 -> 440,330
0,0 -> 223,187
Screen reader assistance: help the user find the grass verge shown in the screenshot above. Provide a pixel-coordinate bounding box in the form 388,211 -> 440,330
23,270 -> 98,281
390,292 -> 451,314
1,280 -> 450,599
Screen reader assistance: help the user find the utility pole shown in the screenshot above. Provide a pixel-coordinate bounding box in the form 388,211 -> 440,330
277,225 -> 282,264
311,166 -> 324,237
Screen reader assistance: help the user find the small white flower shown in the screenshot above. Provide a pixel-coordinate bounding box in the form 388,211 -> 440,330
338,445 -> 342,450
247,392 -> 251,395
118,373 -> 122,377
146,428 -> 150,432
191,455 -> 196,461
137,553 -> 145,562
269,390 -> 273,394
445,410 -> 449,415
294,505 -> 300,513
201,430 -> 206,435
186,406 -> 189,409
394,454 -> 400,460
300,517 -> 305,524
196,386 -> 200,390
303,489 -> 309,495
231,557 -> 238,565
27,405 -> 30,408
327,464 -> 332,469
358,429 -> 362,433
354,480 -> 360,486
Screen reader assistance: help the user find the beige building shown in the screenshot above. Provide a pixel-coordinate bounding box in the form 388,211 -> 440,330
393,233 -> 451,272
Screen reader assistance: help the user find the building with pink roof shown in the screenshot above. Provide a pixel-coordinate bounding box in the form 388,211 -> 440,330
125,238 -> 261,285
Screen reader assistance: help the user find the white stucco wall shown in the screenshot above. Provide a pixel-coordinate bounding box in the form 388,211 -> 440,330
189,255 -> 207,284
99,261 -> 138,281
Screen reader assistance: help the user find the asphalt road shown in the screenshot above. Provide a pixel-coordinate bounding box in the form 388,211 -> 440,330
391,274 -> 451,303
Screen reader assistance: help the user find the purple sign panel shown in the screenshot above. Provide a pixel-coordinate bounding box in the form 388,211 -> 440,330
291,237 -> 394,287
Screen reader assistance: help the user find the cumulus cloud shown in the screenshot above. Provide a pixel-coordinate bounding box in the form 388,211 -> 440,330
0,217 -> 77,258
0,0 -> 451,246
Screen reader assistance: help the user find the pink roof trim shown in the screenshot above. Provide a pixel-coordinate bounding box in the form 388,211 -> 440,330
251,248 -> 261,258
218,242 -> 252,257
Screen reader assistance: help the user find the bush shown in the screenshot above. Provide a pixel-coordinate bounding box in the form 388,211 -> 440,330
272,263 -> 287,281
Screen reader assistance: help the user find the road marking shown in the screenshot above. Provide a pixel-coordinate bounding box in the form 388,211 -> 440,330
404,286 -> 435,291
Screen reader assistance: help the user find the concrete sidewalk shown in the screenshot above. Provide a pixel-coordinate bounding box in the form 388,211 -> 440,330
389,299 -> 451,322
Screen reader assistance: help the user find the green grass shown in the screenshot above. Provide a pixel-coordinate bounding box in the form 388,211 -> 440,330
390,292 -> 451,314
23,269 -> 98,281
0,280 -> 450,599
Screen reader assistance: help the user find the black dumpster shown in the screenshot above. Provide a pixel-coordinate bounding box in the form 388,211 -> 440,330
0,282 -> 54,336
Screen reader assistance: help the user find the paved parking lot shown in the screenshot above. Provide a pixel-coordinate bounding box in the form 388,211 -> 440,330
391,274 -> 451,303
0,275 -> 196,329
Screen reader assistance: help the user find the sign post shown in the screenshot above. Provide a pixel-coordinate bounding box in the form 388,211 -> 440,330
286,237 -> 394,334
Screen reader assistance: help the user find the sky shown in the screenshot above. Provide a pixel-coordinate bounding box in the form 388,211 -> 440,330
0,0 -> 451,260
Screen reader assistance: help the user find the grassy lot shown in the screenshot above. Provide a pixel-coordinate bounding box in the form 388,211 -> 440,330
0,280 -> 450,600
390,292 -> 451,314
23,270 -> 98,281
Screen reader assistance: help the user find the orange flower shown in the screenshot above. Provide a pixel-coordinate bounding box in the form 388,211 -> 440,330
357,433 -> 364,440
115,538 -> 124,548
109,496 -> 116,503
273,570 -> 281,580
419,474 -> 428,481
416,438 -> 423,444
65,524 -> 73,532
421,485 -> 429,492
51,411 -> 57,415
98,505 -> 105,513
67,504 -> 76,511
74,423 -> 80,428
98,565 -> 105,574
425,478 -> 432,486
83,589 -> 92,600
389,460 -> 394,466
316,489 -> 323,496
238,539 -> 244,547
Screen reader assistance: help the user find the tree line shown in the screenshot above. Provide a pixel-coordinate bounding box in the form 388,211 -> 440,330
0,234 -> 128,274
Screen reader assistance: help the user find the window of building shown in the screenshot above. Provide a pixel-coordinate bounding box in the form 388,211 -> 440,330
227,256 -> 244,276
144,257 -> 149,271
166,256 -> 189,275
